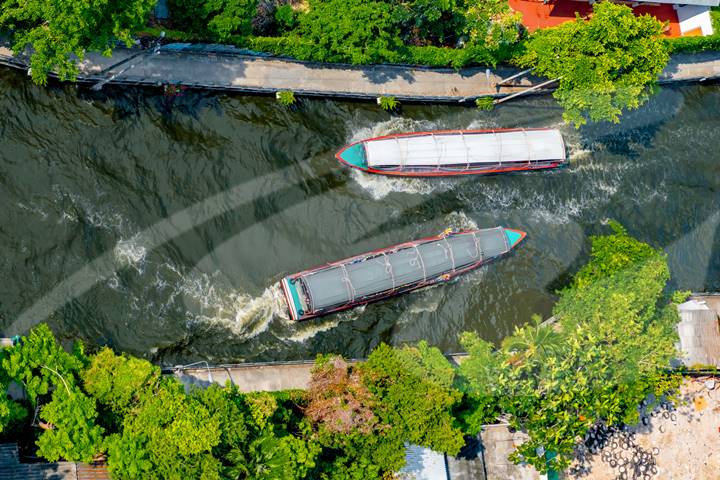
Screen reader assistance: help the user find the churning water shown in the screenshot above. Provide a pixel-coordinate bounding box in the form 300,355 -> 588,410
0,67 -> 718,364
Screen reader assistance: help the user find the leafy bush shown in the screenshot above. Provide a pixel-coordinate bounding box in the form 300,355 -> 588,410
276,90 -> 297,106
206,0 -> 257,41
569,220 -> 656,290
377,96 -> 399,111
106,378 -> 223,479
274,4 -> 297,33
293,0 -> 404,64
36,387 -> 105,463
81,347 -> 160,416
666,33 -> 720,54
465,0 -> 523,50
475,96 -> 494,110
2,324 -> 84,404
167,0 -> 211,34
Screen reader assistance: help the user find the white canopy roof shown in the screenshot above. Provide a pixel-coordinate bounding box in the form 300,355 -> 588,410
364,129 -> 565,168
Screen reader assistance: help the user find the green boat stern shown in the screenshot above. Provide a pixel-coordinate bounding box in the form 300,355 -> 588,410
337,143 -> 367,169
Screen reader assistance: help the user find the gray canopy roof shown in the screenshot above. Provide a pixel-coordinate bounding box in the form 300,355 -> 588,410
301,228 -> 509,312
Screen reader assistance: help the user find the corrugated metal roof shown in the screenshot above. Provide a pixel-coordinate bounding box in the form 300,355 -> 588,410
399,444 -> 448,480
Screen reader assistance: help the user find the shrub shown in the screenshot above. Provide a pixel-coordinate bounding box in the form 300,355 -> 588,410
167,0 -> 211,34
377,95 -> 399,111
252,0 -> 276,36
475,96 -> 494,110
205,0 -> 257,41
666,33 -> 720,54
276,90 -> 296,106
274,3 -> 297,33
293,0 -> 404,64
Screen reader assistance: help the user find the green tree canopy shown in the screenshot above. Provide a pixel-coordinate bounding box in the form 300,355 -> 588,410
36,386 -> 105,463
106,378 -> 223,480
515,1 -> 669,126
81,347 -> 160,416
2,324 -> 84,404
360,342 -> 464,455
0,0 -> 156,85
458,224 -> 680,471
293,0 -> 404,64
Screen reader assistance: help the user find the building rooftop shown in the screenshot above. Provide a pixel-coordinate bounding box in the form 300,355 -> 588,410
509,0 -> 686,37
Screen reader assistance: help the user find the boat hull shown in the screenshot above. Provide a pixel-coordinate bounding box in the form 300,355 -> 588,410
336,128 -> 566,177
281,228 -> 526,321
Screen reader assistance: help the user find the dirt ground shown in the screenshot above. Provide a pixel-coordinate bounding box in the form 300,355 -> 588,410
567,378 -> 720,480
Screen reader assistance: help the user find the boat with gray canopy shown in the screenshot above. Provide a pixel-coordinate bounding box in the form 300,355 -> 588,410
281,226 -> 526,321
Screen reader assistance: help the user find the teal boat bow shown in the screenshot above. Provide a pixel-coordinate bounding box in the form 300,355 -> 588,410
337,143 -> 367,169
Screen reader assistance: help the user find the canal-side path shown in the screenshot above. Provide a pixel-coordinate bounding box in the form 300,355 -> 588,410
1,43 -> 719,101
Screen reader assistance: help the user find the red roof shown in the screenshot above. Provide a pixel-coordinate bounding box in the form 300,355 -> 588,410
509,0 -> 681,37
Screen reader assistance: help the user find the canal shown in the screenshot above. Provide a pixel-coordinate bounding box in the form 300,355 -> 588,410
1,67 -> 718,364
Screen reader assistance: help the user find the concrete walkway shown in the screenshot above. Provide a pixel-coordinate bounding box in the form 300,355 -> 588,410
2,42 -> 718,101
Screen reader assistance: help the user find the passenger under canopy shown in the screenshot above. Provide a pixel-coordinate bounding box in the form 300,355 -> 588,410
300,228 -> 509,312
363,129 -> 565,169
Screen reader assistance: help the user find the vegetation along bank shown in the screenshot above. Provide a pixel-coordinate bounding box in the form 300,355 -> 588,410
0,1 -> 719,126
0,223 -> 691,479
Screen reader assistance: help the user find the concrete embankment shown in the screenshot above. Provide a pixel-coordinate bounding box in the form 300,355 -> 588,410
1,42 -> 719,102
166,354 -> 469,393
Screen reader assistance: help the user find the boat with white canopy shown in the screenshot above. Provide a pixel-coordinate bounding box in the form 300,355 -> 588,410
281,226 -> 526,321
336,128 -> 566,176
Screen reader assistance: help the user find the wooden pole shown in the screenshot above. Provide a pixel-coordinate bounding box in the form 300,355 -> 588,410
495,68 -> 534,86
493,77 -> 561,105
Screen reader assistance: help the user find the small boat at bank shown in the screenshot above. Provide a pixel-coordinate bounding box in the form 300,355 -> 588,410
336,128 -> 566,177
281,227 -> 526,321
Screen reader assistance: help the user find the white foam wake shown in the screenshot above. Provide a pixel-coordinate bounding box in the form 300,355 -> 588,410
346,118 -> 455,199
113,235 -> 148,273
180,273 -> 286,340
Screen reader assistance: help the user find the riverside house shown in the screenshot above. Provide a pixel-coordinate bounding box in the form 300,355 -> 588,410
510,0 -> 718,37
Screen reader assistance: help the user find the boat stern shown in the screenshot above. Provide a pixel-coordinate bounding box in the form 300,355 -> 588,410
336,142 -> 368,170
504,228 -> 527,250
281,276 -> 306,321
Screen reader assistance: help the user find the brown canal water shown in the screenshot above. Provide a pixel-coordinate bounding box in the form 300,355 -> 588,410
1,67 -> 719,364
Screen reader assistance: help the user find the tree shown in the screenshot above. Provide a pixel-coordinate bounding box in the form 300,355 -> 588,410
106,378 -> 223,480
0,365 -> 27,435
36,386 -> 105,463
392,0 -> 464,46
211,389 -> 320,480
360,342 -> 464,456
81,347 -> 160,416
293,0 -> 404,64
501,314 -> 562,362
458,224 -> 680,472
2,324 -> 84,405
0,0 -> 157,85
205,0 -> 257,41
464,0 -> 523,50
515,2 -> 669,126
